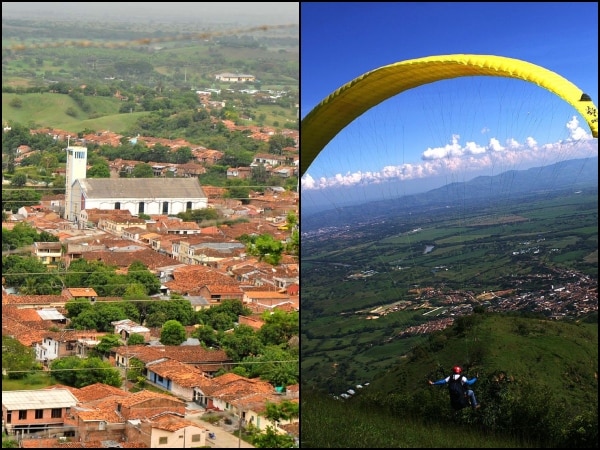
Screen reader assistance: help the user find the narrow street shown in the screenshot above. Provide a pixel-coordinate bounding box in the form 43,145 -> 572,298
185,407 -> 254,448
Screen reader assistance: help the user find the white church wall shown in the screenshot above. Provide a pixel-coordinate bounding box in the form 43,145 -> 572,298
84,197 -> 208,216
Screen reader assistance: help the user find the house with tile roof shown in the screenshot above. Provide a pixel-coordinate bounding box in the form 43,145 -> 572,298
113,345 -> 232,381
231,392 -> 299,434
20,438 -> 148,448
111,319 -> 150,342
3,293 -> 71,311
127,413 -> 207,448
98,215 -> 147,237
35,330 -> 106,364
197,283 -> 244,304
192,373 -> 274,412
144,359 -> 208,401
78,208 -> 135,229
242,291 -> 291,307
8,383 -> 195,446
81,247 -> 176,274
31,242 -> 63,266
2,388 -> 79,435
63,288 -> 98,301
69,389 -> 187,444
162,264 -> 239,297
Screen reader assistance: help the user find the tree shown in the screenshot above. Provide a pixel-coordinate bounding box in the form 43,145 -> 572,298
94,333 -> 123,357
2,336 -> 37,379
192,324 -> 218,347
2,255 -> 61,291
160,320 -> 187,345
286,229 -> 299,257
246,234 -> 284,265
50,356 -> 121,388
220,324 -> 264,361
122,283 -> 150,301
258,310 -> 299,347
243,345 -> 298,386
127,261 -> 161,295
264,399 -> 299,422
10,172 -> 27,187
251,425 -> 296,448
126,357 -> 145,381
145,299 -> 194,326
9,97 -> 23,108
131,163 -> 154,178
87,161 -> 111,178
65,298 -> 93,318
286,211 -> 297,228
268,133 -> 294,155
128,333 -> 146,345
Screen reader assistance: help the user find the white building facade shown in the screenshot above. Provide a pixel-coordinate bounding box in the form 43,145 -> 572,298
70,178 -> 208,220
63,144 -> 208,223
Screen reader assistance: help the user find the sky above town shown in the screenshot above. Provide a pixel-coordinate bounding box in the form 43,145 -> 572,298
301,2 -> 598,213
2,2 -> 298,24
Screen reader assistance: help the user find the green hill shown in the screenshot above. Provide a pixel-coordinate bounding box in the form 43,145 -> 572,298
301,312 -> 598,448
2,93 -> 143,133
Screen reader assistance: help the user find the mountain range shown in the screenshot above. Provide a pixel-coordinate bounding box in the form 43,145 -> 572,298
302,156 -> 598,232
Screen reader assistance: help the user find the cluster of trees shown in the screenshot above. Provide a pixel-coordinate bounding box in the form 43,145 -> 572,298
60,296 -> 299,387
4,298 -> 299,388
2,221 -> 59,250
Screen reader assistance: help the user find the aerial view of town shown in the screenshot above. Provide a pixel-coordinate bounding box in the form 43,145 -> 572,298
2,3 -> 299,448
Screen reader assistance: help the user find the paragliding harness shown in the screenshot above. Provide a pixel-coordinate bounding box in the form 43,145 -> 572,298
448,374 -> 469,410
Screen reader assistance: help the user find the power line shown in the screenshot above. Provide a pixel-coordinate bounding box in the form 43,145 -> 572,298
4,360 -> 299,374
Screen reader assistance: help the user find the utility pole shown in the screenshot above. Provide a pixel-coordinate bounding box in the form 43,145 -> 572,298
238,412 -> 242,448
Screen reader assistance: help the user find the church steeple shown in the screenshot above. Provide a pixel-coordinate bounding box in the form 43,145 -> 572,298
64,145 -> 88,221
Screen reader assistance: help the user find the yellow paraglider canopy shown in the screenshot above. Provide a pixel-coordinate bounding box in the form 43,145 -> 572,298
301,54 -> 598,177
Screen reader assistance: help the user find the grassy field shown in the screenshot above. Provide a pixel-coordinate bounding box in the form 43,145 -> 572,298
2,92 -> 145,133
2,373 -> 57,391
3,91 -> 298,136
302,387 -> 539,448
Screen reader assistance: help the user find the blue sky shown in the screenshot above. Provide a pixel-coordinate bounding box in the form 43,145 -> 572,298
301,2 -> 598,212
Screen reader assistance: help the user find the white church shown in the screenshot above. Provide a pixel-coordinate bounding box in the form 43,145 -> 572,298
64,146 -> 208,223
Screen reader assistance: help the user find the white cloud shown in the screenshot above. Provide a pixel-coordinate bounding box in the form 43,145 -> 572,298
302,117 -> 598,191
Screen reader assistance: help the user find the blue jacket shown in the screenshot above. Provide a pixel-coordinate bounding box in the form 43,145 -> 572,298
432,374 -> 477,386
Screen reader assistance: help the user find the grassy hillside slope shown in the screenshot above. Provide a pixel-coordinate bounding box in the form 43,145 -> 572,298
302,313 -> 598,448
2,93 -> 143,133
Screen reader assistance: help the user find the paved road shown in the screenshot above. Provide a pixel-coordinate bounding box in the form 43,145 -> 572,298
185,409 -> 254,449
197,418 -> 254,448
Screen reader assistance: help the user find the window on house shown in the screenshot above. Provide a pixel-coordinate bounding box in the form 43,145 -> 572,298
115,202 -> 121,210
162,201 -> 169,214
19,410 -> 27,420
138,202 -> 145,214
158,436 -> 168,445
51,408 -> 62,418
6,411 -> 12,424
158,375 -> 163,383
192,434 -> 201,442
187,201 -> 192,210
35,409 -> 43,419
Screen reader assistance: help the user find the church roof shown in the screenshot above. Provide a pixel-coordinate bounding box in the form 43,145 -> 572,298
77,178 -> 206,199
